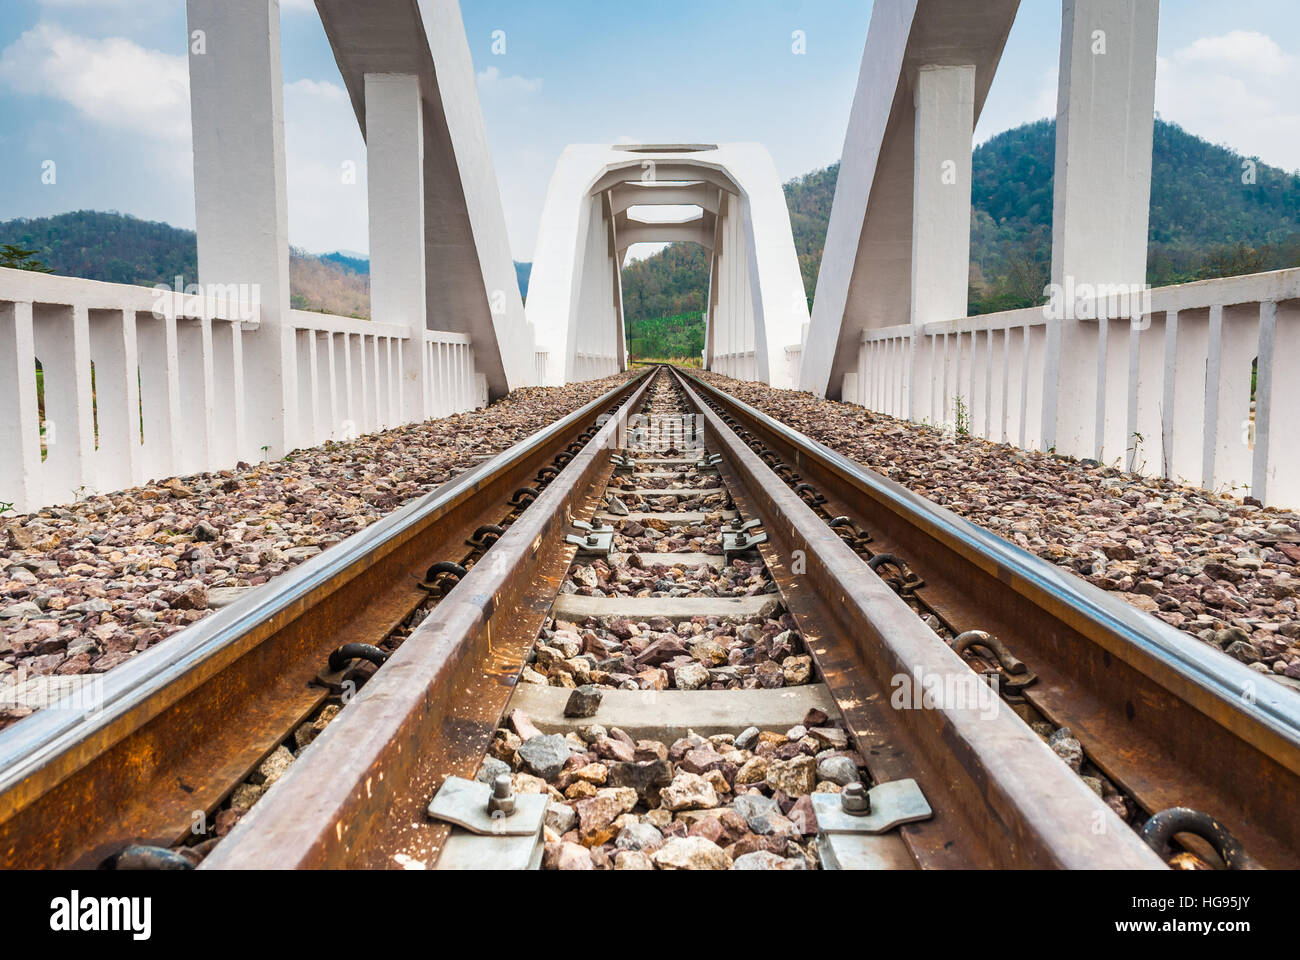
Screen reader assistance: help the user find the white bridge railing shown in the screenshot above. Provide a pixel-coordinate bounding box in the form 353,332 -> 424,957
571,351 -> 620,382
0,269 -> 486,514
784,344 -> 802,391
292,310 -> 410,449
843,268 -> 1300,509
714,350 -> 758,381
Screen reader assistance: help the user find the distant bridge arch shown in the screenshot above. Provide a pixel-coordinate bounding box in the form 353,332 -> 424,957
527,144 -> 809,387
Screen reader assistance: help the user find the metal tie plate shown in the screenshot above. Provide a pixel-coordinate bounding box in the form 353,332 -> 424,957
427,776 -> 547,836
812,778 -> 932,835
814,779 -> 933,871
429,776 -> 548,870
566,519 -> 616,557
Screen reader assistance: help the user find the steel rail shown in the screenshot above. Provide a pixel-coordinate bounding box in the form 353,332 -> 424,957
681,369 -> 1300,868
671,369 -> 1163,869
199,372 -> 657,869
0,370 -> 649,868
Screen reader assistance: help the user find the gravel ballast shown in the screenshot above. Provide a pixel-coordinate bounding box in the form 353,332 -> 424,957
697,371 -> 1300,693
489,709 -> 851,870
0,373 -> 633,728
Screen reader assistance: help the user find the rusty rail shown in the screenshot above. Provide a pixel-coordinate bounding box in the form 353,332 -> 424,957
0,370 -> 649,869
198,372 -> 656,868
680,368 -> 1300,869
671,370 -> 1163,869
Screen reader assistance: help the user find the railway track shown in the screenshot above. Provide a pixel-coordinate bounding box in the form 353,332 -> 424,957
1,366 -> 1297,870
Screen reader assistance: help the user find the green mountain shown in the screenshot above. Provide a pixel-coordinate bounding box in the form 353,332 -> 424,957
969,117 -> 1300,311
0,210 -> 199,286
620,118 -> 1300,356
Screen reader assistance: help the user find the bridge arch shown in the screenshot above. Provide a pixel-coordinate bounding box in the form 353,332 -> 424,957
527,144 -> 809,387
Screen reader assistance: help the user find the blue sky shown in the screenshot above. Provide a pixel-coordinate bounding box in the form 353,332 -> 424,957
2,0 -> 1299,260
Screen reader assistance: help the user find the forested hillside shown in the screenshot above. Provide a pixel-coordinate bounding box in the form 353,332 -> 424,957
620,243 -> 710,322
968,117 -> 1300,311
0,211 -> 373,317
625,312 -> 705,361
1,210 -> 198,286
0,211 -> 537,314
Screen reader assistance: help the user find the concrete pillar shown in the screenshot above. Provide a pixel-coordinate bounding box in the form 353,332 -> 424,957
365,73 -> 428,422
1043,0 -> 1160,458
911,65 -> 975,330
187,0 -> 294,460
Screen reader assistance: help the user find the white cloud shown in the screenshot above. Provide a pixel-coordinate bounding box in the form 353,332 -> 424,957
0,20 -> 367,253
1157,30 -> 1300,173
476,65 -> 542,98
1179,30 -> 1292,78
0,22 -> 190,141
283,78 -> 369,254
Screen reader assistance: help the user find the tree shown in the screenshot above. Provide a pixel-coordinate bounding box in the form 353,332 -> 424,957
1196,242 -> 1270,280
1002,241 -> 1051,306
0,243 -> 53,273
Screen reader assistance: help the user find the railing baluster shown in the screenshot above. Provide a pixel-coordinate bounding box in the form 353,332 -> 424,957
0,301 -> 43,511
1130,314 -> 1165,477
88,308 -> 140,494
33,304 -> 95,499
1256,300 -> 1300,507
1167,307 -> 1209,486
137,312 -> 180,484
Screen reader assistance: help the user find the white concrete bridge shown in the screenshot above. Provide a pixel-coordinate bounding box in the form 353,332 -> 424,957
526,142 -> 808,388
2,0 -> 1298,515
